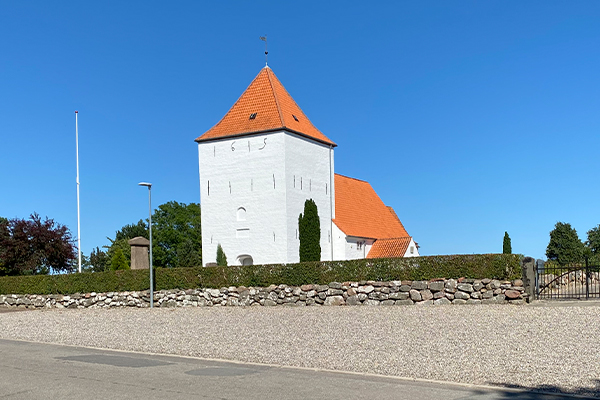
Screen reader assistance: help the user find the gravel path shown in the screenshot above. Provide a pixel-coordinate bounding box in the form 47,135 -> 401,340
1,304 -> 599,396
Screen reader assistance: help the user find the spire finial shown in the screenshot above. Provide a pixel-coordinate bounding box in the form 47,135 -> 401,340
259,35 -> 268,66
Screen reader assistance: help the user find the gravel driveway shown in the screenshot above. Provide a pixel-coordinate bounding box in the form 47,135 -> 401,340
1,304 -> 599,397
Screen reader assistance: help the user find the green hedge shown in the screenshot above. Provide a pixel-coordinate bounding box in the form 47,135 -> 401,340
0,254 -> 522,295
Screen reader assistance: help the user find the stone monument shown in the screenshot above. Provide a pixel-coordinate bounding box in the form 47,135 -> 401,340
128,236 -> 150,270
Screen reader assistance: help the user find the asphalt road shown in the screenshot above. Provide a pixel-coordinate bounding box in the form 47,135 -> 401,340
0,339 -> 586,400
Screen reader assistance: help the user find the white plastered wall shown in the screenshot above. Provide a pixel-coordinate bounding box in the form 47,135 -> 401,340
284,133 -> 334,263
199,132 -> 287,266
198,130 -> 335,266
403,238 -> 420,257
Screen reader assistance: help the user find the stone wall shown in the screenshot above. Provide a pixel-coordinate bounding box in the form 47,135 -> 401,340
0,278 -> 529,309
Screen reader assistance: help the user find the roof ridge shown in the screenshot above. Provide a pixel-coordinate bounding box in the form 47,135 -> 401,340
334,173 -> 368,183
375,236 -> 412,241
266,68 -> 285,127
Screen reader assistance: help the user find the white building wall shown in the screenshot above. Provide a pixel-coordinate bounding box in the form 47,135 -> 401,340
198,131 -> 288,266
403,238 -> 420,257
344,237 -> 375,260
283,133 -> 334,263
332,223 -> 346,261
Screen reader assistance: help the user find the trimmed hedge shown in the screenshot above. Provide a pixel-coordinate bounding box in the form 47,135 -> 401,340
0,254 -> 522,295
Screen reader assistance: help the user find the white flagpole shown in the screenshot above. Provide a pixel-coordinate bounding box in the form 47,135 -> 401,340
75,111 -> 82,273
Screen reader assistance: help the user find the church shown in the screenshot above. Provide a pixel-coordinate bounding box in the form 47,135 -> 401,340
196,66 -> 419,266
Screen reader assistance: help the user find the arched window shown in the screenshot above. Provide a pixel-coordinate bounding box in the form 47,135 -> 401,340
237,255 -> 253,266
237,207 -> 246,221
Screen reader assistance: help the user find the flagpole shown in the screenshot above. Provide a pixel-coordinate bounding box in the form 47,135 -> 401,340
75,111 -> 82,273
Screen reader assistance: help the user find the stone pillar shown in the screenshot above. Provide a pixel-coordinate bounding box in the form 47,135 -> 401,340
521,256 -> 536,302
128,236 -> 150,270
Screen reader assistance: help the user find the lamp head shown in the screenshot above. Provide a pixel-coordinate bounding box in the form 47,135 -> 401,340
138,182 -> 152,188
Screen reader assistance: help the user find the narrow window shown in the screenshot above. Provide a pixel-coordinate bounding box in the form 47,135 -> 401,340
300,177 -> 303,190
273,232 -> 276,242
410,246 -> 414,254
229,181 -> 232,194
237,207 -> 247,221
296,229 -> 298,239
210,235 -> 213,244
207,181 -> 210,196
213,146 -> 215,157
328,231 -> 331,243
293,175 -> 296,188
325,183 -> 328,195
273,174 -> 275,189
248,141 -> 251,152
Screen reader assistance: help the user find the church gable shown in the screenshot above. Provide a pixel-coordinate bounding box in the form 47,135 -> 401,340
196,67 -> 336,146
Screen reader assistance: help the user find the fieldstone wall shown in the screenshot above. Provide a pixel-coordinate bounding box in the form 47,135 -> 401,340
0,278 -> 529,309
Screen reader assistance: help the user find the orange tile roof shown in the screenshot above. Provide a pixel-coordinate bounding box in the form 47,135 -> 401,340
333,174 -> 410,240
196,67 -> 336,146
366,237 -> 412,259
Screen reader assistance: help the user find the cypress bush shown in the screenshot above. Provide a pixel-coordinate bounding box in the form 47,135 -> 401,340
298,199 -> 321,262
503,232 -> 512,254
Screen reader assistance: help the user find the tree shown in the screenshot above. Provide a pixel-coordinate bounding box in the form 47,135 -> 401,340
503,232 -> 512,254
216,244 -> 227,266
0,213 -> 76,276
110,247 -> 129,270
105,201 -> 202,269
152,202 -> 202,268
83,247 -> 109,272
586,225 -> 600,256
546,222 -> 585,265
298,199 -> 321,262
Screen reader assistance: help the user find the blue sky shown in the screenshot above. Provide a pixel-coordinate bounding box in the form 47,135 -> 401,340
1,1 -> 599,260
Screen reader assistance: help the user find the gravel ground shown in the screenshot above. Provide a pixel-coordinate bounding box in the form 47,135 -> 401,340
1,304 -> 599,396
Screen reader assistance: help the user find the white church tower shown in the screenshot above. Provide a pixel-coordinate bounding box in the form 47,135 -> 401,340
196,66 -> 337,266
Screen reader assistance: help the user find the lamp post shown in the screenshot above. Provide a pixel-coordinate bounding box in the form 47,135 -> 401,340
138,182 -> 153,308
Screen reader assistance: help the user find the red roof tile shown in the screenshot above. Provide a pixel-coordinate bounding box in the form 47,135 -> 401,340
366,237 -> 412,259
196,67 -> 336,146
333,174 -> 410,239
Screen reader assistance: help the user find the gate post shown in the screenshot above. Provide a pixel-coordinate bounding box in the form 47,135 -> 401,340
521,257 -> 536,302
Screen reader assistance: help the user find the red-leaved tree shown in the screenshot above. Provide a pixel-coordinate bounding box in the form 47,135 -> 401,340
0,214 -> 76,276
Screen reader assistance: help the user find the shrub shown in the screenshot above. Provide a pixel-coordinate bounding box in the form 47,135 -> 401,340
0,253 -> 522,295
298,199 -> 321,262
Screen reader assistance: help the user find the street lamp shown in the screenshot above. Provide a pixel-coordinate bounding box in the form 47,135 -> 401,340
138,182 -> 153,308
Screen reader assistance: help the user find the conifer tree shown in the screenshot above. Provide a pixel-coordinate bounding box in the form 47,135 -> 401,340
546,222 -> 584,265
298,199 -> 321,262
110,247 -> 129,270
503,232 -> 512,254
216,243 -> 227,266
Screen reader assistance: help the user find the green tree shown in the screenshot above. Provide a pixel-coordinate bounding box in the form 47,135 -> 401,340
586,225 -> 600,255
546,222 -> 585,265
503,232 -> 512,254
83,247 -> 109,272
216,244 -> 227,266
298,199 -> 321,262
105,201 -> 202,269
153,202 -> 202,268
110,247 -> 129,270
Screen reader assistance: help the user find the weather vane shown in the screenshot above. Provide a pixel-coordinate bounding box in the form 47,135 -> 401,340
260,35 -> 268,66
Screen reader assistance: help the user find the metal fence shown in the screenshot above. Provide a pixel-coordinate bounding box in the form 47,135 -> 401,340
537,258 -> 600,300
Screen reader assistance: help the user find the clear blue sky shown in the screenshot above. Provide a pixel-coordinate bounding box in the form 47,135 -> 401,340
1,1 -> 599,261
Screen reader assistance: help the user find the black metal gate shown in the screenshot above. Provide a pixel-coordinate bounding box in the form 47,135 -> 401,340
537,258 -> 600,300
